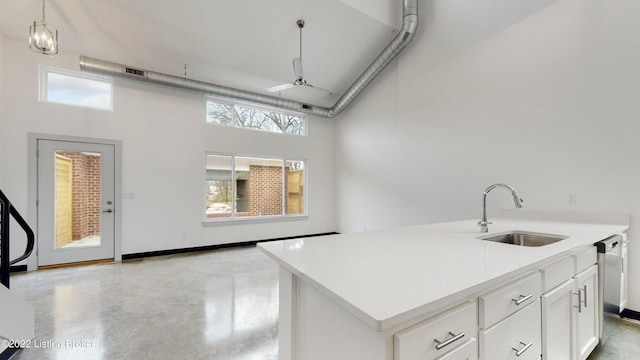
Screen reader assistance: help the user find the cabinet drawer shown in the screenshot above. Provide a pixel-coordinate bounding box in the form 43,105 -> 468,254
479,272 -> 541,329
540,256 -> 574,292
574,247 -> 597,274
435,339 -> 477,360
394,302 -> 477,360
479,298 -> 542,360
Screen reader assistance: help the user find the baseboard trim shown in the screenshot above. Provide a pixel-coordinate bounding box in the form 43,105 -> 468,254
122,232 -> 338,260
620,308 -> 640,322
10,265 -> 27,273
38,258 -> 114,270
0,347 -> 21,360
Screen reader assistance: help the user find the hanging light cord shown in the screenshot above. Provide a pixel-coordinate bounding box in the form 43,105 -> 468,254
41,0 -> 47,25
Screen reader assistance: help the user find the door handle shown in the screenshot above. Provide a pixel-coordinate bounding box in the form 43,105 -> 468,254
433,331 -> 465,350
512,341 -> 533,357
102,209 -> 113,213
574,289 -> 582,313
512,294 -> 533,306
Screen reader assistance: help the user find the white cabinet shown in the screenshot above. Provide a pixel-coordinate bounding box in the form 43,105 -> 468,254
392,245 -> 603,360
541,248 -> 599,360
574,265 -> 599,360
541,279 -> 574,359
394,302 -> 477,360
478,273 -> 542,360
479,298 -> 541,360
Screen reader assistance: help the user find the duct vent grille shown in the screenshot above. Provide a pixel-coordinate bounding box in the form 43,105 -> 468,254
125,68 -> 145,77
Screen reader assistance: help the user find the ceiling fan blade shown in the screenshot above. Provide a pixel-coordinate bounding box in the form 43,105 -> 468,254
301,82 -> 333,97
266,83 -> 296,93
292,58 -> 303,79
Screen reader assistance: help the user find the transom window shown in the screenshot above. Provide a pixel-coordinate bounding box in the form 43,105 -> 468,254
205,100 -> 305,135
205,154 -> 306,222
39,66 -> 113,111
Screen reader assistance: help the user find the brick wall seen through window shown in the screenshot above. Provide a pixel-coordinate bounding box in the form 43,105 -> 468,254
205,154 -> 305,221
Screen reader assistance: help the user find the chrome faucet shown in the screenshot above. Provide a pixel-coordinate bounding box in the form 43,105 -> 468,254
478,184 -> 524,233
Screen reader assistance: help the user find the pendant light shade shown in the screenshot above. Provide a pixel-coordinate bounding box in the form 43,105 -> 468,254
28,0 -> 58,55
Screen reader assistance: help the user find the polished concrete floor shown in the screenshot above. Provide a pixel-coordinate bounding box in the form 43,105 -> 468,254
589,314 -> 640,360
10,246 -> 279,360
8,246 -> 640,359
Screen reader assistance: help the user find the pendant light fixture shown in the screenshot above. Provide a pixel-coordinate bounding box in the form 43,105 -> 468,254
28,0 -> 58,55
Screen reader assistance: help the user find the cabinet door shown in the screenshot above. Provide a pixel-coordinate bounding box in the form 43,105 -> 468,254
541,279 -> 574,360
480,298 -> 541,360
574,265 -> 599,360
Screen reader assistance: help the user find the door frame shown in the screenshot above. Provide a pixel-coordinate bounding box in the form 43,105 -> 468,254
27,133 -> 122,271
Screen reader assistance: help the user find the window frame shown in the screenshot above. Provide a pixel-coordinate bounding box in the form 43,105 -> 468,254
204,97 -> 307,136
203,152 -> 308,226
39,65 -> 114,111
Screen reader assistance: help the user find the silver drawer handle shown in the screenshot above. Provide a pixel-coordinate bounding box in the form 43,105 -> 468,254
433,331 -> 465,350
512,341 -> 533,357
582,285 -> 587,308
512,294 -> 532,305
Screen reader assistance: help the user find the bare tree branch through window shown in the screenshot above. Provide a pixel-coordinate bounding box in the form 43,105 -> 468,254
206,100 -> 305,135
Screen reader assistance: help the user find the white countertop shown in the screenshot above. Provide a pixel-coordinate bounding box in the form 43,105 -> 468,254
258,218 -> 628,331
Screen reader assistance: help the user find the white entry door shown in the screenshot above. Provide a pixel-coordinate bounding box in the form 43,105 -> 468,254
37,139 -> 115,266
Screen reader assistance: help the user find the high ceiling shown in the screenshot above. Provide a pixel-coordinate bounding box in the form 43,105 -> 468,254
0,0 -> 400,107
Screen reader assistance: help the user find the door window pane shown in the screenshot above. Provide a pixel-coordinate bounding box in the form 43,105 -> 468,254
55,151 -> 101,249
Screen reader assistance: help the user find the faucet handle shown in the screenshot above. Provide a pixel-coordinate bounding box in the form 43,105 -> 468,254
477,220 -> 492,233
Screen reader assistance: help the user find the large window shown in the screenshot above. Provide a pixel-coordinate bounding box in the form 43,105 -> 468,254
39,66 -> 113,110
205,154 -> 306,222
206,100 -> 305,135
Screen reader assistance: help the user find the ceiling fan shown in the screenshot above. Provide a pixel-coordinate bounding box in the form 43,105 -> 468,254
267,19 -> 331,96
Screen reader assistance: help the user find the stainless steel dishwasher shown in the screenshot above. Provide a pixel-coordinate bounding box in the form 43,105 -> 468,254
596,234 -> 623,343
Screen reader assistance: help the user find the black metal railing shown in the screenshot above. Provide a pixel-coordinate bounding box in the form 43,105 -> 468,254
0,189 -> 35,289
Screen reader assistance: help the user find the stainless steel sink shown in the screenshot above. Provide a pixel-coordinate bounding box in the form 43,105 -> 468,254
478,231 -> 568,247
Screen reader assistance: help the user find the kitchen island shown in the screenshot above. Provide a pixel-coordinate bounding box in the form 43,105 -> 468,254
258,217 -> 628,360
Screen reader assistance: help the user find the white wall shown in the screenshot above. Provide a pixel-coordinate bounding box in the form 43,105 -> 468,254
0,38 -> 336,258
336,0 -> 640,311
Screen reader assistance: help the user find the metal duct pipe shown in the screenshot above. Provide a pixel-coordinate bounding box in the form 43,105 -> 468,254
79,56 -> 333,117
79,0 -> 418,118
331,0 -> 418,117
